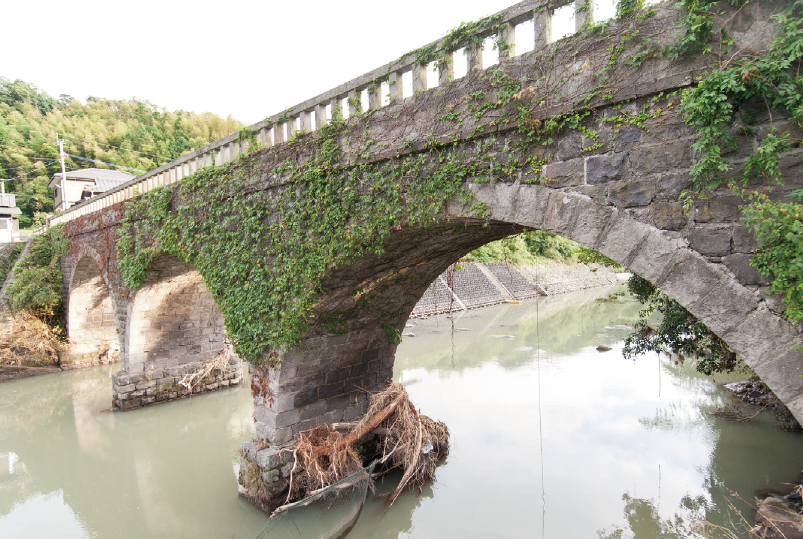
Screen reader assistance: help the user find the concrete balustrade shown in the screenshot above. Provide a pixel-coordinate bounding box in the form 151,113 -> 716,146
46,0 -> 581,228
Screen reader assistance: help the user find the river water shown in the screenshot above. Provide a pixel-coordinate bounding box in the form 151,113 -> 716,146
1,285 -> 802,539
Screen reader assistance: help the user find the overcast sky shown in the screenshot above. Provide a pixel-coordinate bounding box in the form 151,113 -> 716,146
4,0 -> 552,125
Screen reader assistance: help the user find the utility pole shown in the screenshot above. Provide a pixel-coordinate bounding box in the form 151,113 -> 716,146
56,133 -> 68,212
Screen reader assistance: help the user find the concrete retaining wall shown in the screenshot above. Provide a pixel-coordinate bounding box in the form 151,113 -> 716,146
412,261 -> 616,317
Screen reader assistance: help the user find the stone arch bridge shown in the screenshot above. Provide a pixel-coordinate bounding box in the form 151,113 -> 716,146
52,0 -> 801,510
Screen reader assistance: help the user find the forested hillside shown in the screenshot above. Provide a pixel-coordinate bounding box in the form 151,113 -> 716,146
0,78 -> 243,227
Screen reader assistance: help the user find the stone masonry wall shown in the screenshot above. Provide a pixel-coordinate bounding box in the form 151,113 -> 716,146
112,353 -> 241,411
64,256 -> 119,368
126,255 -> 226,374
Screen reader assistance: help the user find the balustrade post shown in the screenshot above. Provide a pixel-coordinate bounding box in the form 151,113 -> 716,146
535,8 -> 553,48
368,83 -> 381,110
438,53 -> 454,85
300,110 -> 312,132
575,0 -> 593,32
389,71 -> 402,102
348,89 -> 360,117
500,21 -> 516,61
330,98 -> 342,120
412,63 -> 428,93
315,104 -> 328,128
274,122 -> 285,144
468,42 -> 483,71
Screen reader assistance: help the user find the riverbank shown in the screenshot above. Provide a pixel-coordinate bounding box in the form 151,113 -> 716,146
0,364 -> 62,383
411,260 -> 618,317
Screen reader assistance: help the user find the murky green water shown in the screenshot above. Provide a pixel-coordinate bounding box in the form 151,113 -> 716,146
2,285 -> 802,539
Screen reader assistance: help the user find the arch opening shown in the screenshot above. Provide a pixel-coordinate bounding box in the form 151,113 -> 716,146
114,254 -> 242,411
66,256 -> 120,368
247,183 -> 803,447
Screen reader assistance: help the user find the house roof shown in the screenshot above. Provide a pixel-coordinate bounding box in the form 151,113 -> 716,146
49,168 -> 136,189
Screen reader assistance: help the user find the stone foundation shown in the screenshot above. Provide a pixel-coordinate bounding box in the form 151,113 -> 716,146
112,354 -> 242,411
237,439 -> 295,513
61,347 -> 120,370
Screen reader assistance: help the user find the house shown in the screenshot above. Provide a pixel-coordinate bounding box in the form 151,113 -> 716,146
49,168 -> 136,212
0,187 -> 21,243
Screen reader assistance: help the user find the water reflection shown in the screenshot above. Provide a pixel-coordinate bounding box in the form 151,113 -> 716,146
2,284 -> 802,539
0,368 -> 265,539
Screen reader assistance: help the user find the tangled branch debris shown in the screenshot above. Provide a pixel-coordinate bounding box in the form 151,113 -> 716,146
285,382 -> 449,507
178,341 -> 233,393
0,312 -> 63,367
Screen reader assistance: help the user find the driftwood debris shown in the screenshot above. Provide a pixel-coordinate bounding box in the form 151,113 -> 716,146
284,382 -> 449,508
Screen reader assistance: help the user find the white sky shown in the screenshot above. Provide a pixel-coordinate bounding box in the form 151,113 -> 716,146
3,0 -> 544,125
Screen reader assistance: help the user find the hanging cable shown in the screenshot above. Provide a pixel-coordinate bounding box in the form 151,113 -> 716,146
65,154 -> 145,173
535,210 -> 546,539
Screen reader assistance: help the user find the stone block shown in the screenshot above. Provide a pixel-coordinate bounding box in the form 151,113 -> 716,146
261,469 -> 280,483
693,194 -> 743,223
569,200 -> 615,250
752,349 -> 803,402
118,383 -> 136,393
658,250 -> 727,310
597,212 -> 650,266
301,372 -> 326,392
509,184 -> 550,230
136,380 -> 156,390
724,307 -> 801,366
349,362 -> 369,378
585,153 -> 624,184
723,254 -> 771,286
732,225 -> 759,254
627,229 -> 685,285
319,381 -> 345,400
541,192 -> 580,238
689,226 -> 731,257
325,394 -> 351,413
255,447 -> 293,471
786,395 -> 803,426
650,201 -> 687,231
629,140 -> 691,174
299,401 -> 327,421
326,367 -> 351,384
554,134 -> 583,161
296,361 -> 321,377
276,409 -> 301,429
608,180 -> 656,208
294,389 -> 318,408
543,158 -> 584,188
689,277 -> 759,337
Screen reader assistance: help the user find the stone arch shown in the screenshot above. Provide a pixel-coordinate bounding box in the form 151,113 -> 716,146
251,182 -> 803,447
66,255 -> 120,367
126,254 -> 226,373
113,254 -> 242,411
456,183 -> 803,414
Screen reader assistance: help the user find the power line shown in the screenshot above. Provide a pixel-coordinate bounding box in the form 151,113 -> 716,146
66,153 -> 145,173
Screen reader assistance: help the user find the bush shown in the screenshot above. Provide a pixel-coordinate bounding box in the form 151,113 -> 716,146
7,225 -> 68,322
623,275 -> 740,375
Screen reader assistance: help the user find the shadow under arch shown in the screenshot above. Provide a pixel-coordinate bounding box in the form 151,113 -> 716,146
66,255 -> 120,366
125,254 -> 227,374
